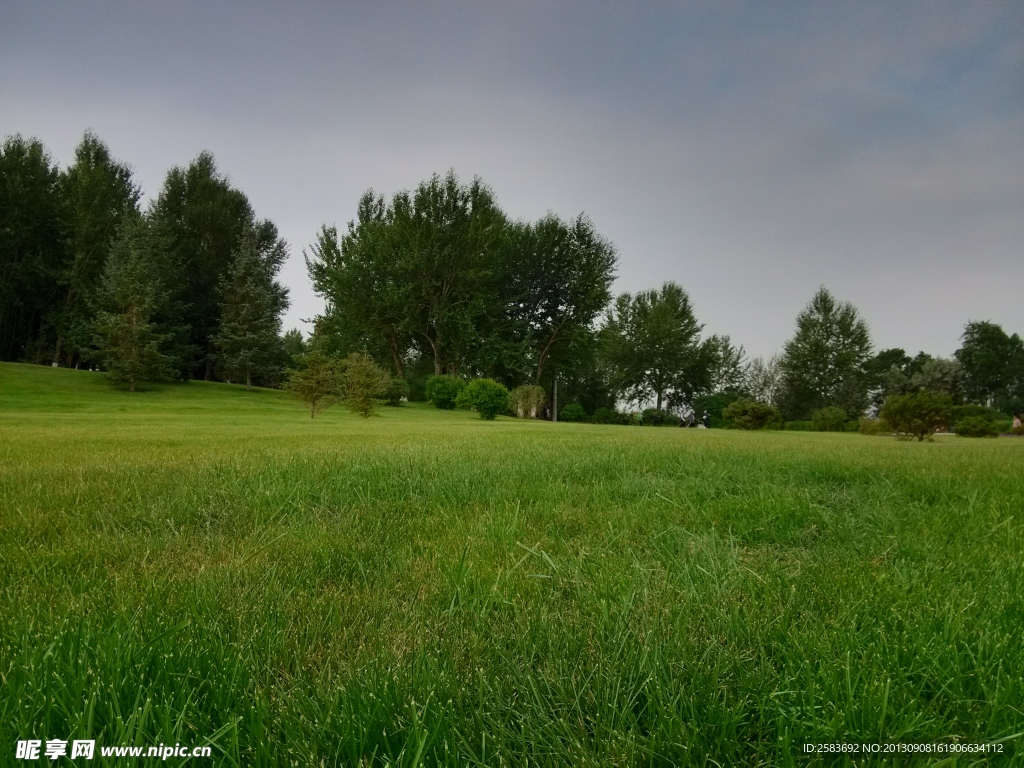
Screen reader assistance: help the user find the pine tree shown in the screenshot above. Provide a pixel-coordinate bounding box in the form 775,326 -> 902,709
93,221 -> 174,392
215,227 -> 289,391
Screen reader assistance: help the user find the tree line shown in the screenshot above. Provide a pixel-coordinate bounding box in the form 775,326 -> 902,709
3,133 -> 1022,424
0,132 -> 294,389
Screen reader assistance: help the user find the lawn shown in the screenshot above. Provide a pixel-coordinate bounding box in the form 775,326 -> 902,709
1,362 -> 1022,766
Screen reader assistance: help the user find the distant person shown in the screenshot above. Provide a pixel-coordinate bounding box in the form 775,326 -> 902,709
702,411 -> 710,428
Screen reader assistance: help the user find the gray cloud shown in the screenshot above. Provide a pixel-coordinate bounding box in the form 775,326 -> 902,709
2,0 -> 1021,357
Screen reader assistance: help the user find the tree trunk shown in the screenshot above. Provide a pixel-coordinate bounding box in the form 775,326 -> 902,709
130,377 -> 136,393
310,401 -> 315,418
52,335 -> 63,368
246,366 -> 252,392
656,391 -> 662,410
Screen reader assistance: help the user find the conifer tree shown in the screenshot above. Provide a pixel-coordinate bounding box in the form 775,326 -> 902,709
93,220 -> 175,392
214,227 -> 289,390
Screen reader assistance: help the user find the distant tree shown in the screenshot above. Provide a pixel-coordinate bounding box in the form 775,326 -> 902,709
151,151 -> 258,379
214,227 -> 290,391
339,351 -> 390,417
811,406 -> 848,432
705,334 -> 747,393
744,354 -> 782,406
779,288 -> 872,420
509,385 -> 546,419
500,214 -> 616,384
383,377 -> 410,406
955,321 -> 1024,411
881,390 -> 952,442
50,131 -> 141,367
600,282 -> 711,410
864,348 -> 912,409
92,220 -> 176,392
456,378 -> 510,420
281,328 -> 306,369
0,135 -> 67,362
284,347 -> 342,418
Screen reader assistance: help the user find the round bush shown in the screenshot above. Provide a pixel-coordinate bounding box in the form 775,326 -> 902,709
457,378 -> 509,420
591,406 -> 621,425
558,402 -> 587,422
425,375 -> 465,410
955,416 -> 998,438
812,406 -> 848,432
880,390 -> 952,441
723,398 -> 781,430
383,376 -> 410,406
640,407 -> 681,427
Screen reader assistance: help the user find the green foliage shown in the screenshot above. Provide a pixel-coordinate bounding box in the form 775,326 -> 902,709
779,287 -> 872,420
383,376 -> 410,406
600,282 -> 711,410
509,385 -> 546,419
950,404 -> 1003,428
559,402 -> 587,422
880,390 -> 953,441
591,406 -> 622,424
214,227 -> 289,390
92,220 -> 177,392
954,416 -> 998,438
639,407 -> 681,427
723,398 -> 781,430
955,321 -> 1024,411
811,406 -> 848,432
455,378 -> 509,420
694,391 -> 742,423
338,352 -> 390,418
281,328 -> 306,370
858,417 -> 887,435
283,347 -> 342,418
425,375 -> 466,410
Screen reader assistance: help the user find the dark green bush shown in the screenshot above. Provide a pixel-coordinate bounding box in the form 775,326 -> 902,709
590,406 -> 621,424
693,392 -> 742,422
723,399 -> 781,430
783,421 -> 814,431
954,416 -> 998,438
880,390 -> 953,441
455,378 -> 509,420
559,402 -> 587,422
425,375 -> 465,410
812,406 -> 848,432
844,420 -> 859,432
950,404 -> 1003,427
640,408 -> 681,427
383,376 -> 410,406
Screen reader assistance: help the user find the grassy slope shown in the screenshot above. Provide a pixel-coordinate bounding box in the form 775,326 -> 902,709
1,362 -> 1023,766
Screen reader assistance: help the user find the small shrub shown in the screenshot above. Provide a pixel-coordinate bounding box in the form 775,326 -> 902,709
456,378 -> 509,420
425,375 -> 465,410
723,399 -> 781,430
950,404 -> 1002,428
844,420 -> 859,432
509,385 -> 546,418
858,417 -> 888,436
383,376 -> 410,406
339,352 -> 390,418
284,348 -> 342,418
559,402 -> 587,422
812,406 -> 848,432
954,416 -> 998,438
880,390 -> 952,441
639,408 -> 680,427
591,406 -> 622,425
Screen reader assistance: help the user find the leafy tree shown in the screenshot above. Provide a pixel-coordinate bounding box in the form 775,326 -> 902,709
50,131 -> 141,367
600,282 -> 710,410
425,375 -> 465,409
339,352 -> 390,417
694,391 -> 742,424
509,385 -> 546,419
705,334 -> 746,393
456,378 -> 510,420
214,227 -> 290,390
880,391 -> 952,441
500,214 -> 616,384
955,321 -> 1024,412
284,347 -> 342,418
0,135 -> 67,362
864,348 -> 912,409
723,398 -> 782,430
744,354 -> 782,406
779,287 -> 872,420
151,151 -> 258,379
92,220 -> 176,391
558,402 -> 587,422
281,328 -> 306,369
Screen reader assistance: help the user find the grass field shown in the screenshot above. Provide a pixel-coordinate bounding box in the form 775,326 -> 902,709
1,361 -> 1023,766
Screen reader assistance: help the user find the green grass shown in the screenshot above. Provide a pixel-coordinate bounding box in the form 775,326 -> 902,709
1,362 -> 1023,766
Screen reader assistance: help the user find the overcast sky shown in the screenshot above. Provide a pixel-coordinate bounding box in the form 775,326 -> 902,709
2,1 -> 1021,358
